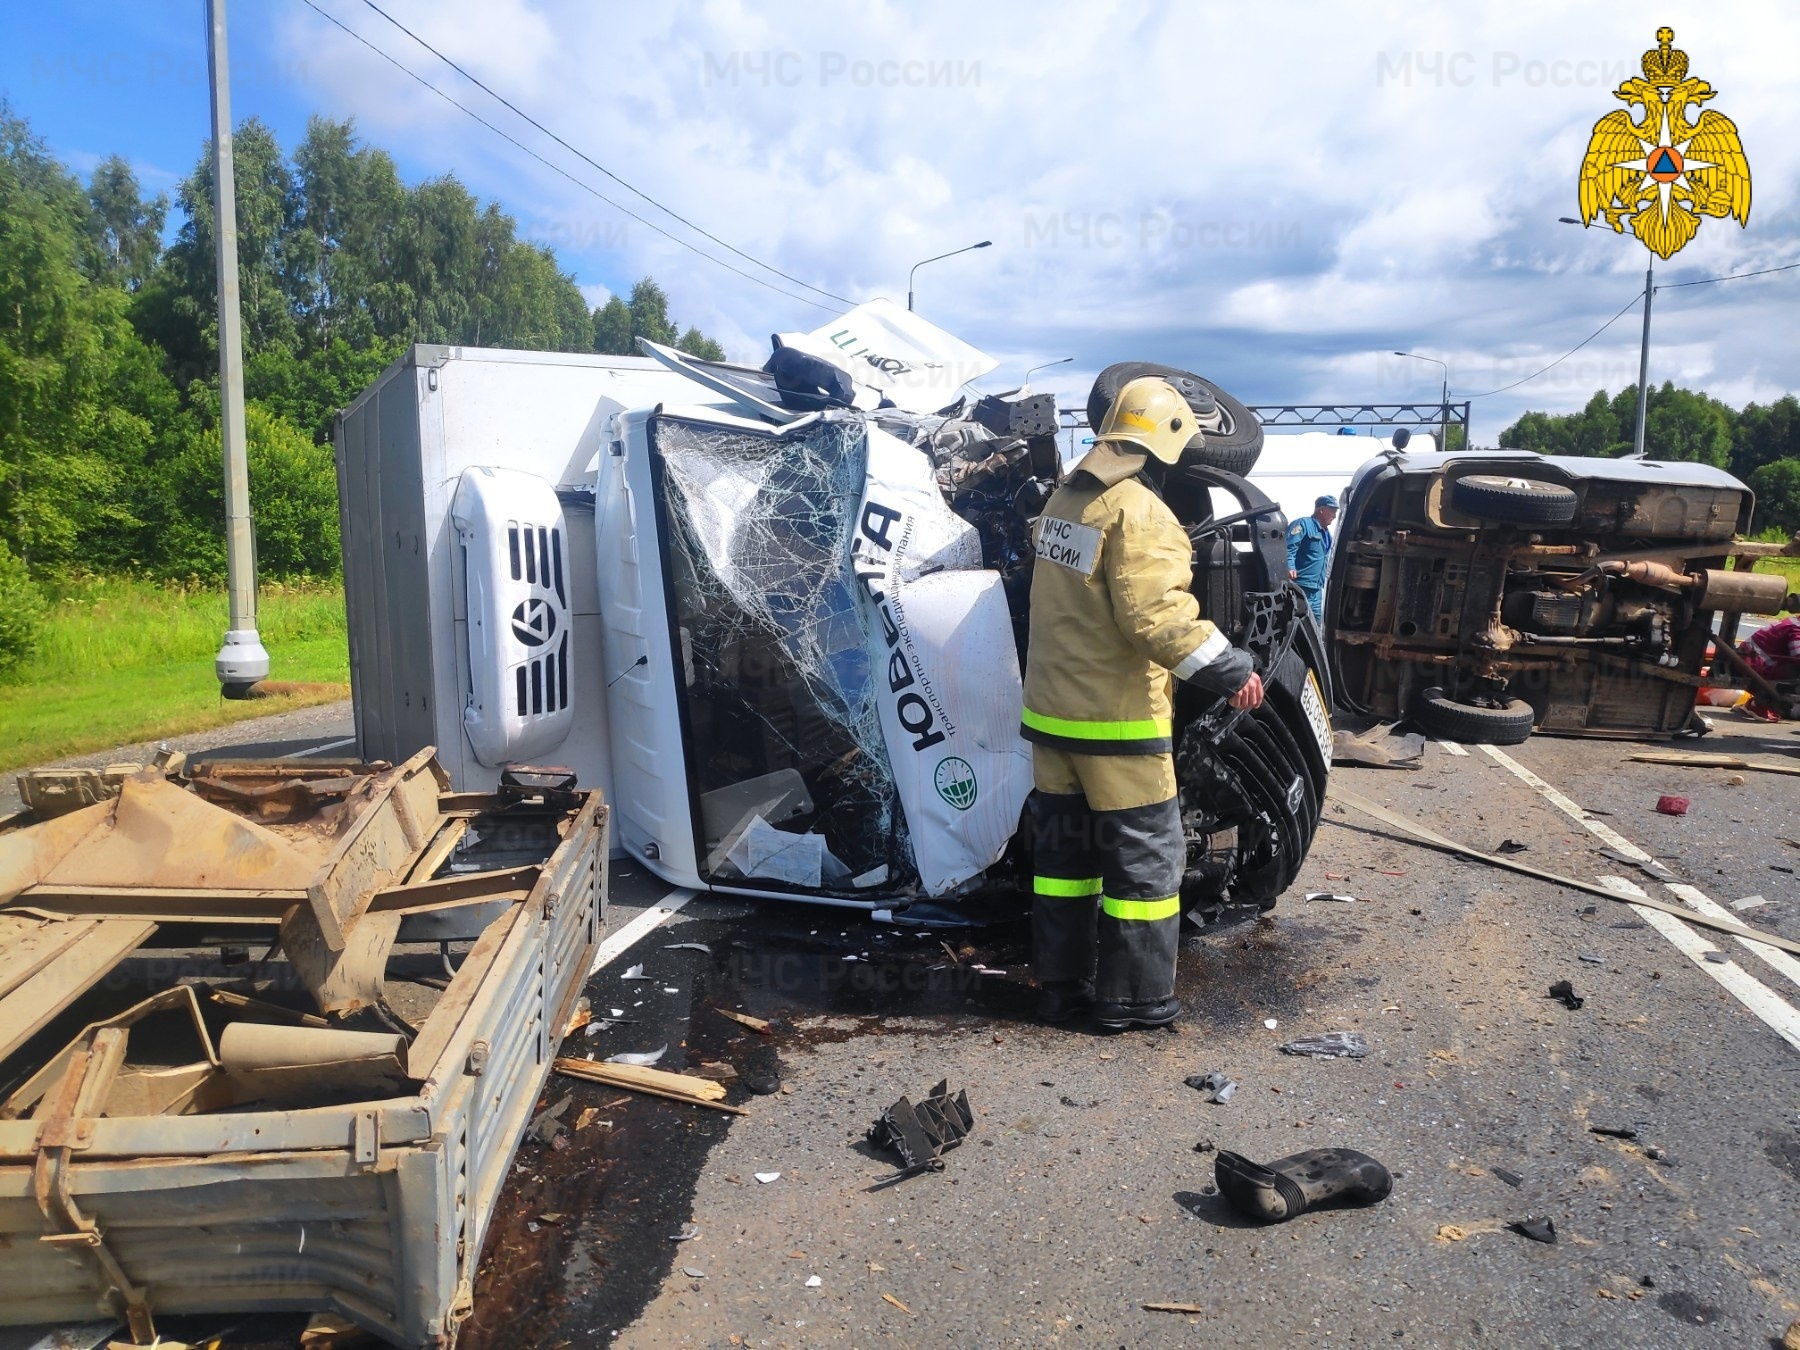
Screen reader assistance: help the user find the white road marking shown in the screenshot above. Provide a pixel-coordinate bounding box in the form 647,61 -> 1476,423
1479,742 -> 1800,1048
589,888 -> 698,975
293,735 -> 358,757
1597,876 -> 1800,1052
1436,740 -> 1469,757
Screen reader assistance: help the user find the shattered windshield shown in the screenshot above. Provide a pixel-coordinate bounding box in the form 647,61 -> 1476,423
652,413 -> 909,890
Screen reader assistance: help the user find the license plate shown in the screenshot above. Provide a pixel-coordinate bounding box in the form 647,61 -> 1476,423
1299,669 -> 1333,763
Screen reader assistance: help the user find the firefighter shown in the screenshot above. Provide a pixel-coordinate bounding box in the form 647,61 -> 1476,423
1022,376 -> 1264,1031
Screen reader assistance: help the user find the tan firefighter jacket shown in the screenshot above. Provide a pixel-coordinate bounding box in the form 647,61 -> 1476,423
1021,440 -> 1252,755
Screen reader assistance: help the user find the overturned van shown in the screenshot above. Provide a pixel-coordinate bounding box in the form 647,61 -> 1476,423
337,304 -> 1331,919
1326,447 -> 1799,741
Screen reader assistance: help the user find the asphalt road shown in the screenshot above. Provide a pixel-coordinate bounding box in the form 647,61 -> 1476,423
464,711 -> 1800,1350
6,702 -> 1796,1348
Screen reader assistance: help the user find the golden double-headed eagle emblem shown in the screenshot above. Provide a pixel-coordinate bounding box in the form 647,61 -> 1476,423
1578,27 -> 1751,259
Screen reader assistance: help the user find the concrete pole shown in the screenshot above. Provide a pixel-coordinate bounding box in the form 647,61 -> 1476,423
207,0 -> 268,692
1632,260 -> 1654,458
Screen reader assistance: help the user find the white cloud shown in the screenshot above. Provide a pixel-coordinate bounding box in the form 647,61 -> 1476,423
273,0 -> 1800,436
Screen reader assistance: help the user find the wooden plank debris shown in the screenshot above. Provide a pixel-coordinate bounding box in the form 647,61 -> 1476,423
553,1057 -> 749,1115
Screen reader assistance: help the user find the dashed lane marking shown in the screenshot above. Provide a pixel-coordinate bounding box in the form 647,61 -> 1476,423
1597,876 -> 1800,1052
589,888 -> 698,975
1480,742 -> 1800,1049
1437,740 -> 1470,757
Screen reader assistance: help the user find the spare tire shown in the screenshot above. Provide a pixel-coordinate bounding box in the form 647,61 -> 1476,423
1415,691 -> 1535,746
1087,361 -> 1264,476
1450,474 -> 1578,527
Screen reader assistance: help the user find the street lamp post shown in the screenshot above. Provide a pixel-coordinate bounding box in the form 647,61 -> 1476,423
1394,351 -> 1450,450
1561,217 -> 1653,458
908,240 -> 991,312
1023,356 -> 1073,388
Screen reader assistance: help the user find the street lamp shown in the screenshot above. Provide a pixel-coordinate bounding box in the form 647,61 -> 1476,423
1023,356 -> 1073,388
908,240 -> 991,312
1393,351 -> 1450,450
1562,216 -> 1652,458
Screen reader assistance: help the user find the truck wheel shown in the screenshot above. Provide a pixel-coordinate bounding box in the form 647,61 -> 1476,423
1087,361 -> 1264,476
1415,691 -> 1536,746
1449,474 -> 1578,527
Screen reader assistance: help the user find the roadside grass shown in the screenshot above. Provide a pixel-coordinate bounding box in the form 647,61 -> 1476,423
0,575 -> 349,773
1752,555 -> 1800,592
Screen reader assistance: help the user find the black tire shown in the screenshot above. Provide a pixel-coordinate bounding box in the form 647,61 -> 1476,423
1415,691 -> 1535,746
1450,474 -> 1578,527
1087,361 -> 1264,476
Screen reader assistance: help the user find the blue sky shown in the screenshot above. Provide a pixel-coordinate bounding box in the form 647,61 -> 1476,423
4,0 -> 1797,443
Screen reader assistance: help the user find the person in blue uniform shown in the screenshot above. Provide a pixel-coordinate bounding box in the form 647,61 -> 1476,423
1286,494 -> 1338,625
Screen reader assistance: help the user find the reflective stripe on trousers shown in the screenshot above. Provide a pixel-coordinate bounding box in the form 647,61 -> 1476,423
1029,751 -> 1184,1004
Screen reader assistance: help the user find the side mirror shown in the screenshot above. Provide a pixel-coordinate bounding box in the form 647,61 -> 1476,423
1391,427 -> 1412,450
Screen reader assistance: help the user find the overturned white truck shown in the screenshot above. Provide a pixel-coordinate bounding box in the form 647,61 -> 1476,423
337,302 -> 1331,920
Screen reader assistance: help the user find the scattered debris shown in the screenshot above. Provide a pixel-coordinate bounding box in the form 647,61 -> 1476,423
744,1073 -> 781,1095
1655,795 -> 1690,817
1193,1139 -> 1216,1154
1507,1216 -> 1557,1245
528,1094 -> 573,1146
605,1044 -> 669,1066
1330,787 -> 1800,954
664,942 -> 712,953
1703,951 -> 1730,964
300,1312 -> 377,1347
717,1008 -> 774,1034
754,1171 -> 782,1184
1732,894 -> 1769,911
1331,724 -> 1425,769
1059,1094 -> 1102,1108
553,1057 -> 748,1115
1589,1125 -> 1638,1139
1214,1146 -> 1393,1223
805,1275 -> 822,1288
1436,1224 -> 1468,1242
1629,751 -> 1800,778
621,964 -> 654,981
1599,848 -> 1677,883
671,1223 -> 701,1242
1183,1073 -> 1239,1104
868,1080 -> 975,1171
882,1292 -> 915,1315
692,1060 -> 739,1081
1263,1018 -> 1279,1030
1492,1167 -> 1524,1188
1548,980 -> 1585,1010
563,998 -> 593,1036
1578,953 -> 1604,965
1278,1030 -> 1369,1059
682,1266 -> 707,1279
1496,839 -> 1530,854
1144,1301 -> 1208,1314
1303,892 -> 1359,903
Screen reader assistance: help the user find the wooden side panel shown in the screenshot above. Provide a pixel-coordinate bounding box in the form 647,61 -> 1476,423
0,919 -> 155,1066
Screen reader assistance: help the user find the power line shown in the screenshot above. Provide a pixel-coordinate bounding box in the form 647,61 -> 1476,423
1657,260 -> 1800,290
356,0 -> 853,307
1465,287 -> 1646,399
295,0 -> 839,312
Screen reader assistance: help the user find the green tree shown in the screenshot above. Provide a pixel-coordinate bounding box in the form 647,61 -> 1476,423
83,155 -> 166,291
1732,396 -> 1800,481
0,538 -> 45,678
1749,458 -> 1800,537
592,294 -> 632,354
677,326 -> 726,361
627,278 -> 678,345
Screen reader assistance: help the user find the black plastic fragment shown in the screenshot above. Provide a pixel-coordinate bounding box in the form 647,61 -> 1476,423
1496,839 -> 1530,854
1508,1216 -> 1557,1244
867,1079 -> 974,1170
1589,1124 -> 1638,1139
1548,980 -> 1584,1010
1492,1167 -> 1524,1188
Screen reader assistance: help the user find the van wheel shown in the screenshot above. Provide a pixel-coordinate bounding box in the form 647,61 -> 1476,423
1415,691 -> 1536,746
1087,362 -> 1264,476
1450,474 -> 1578,527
